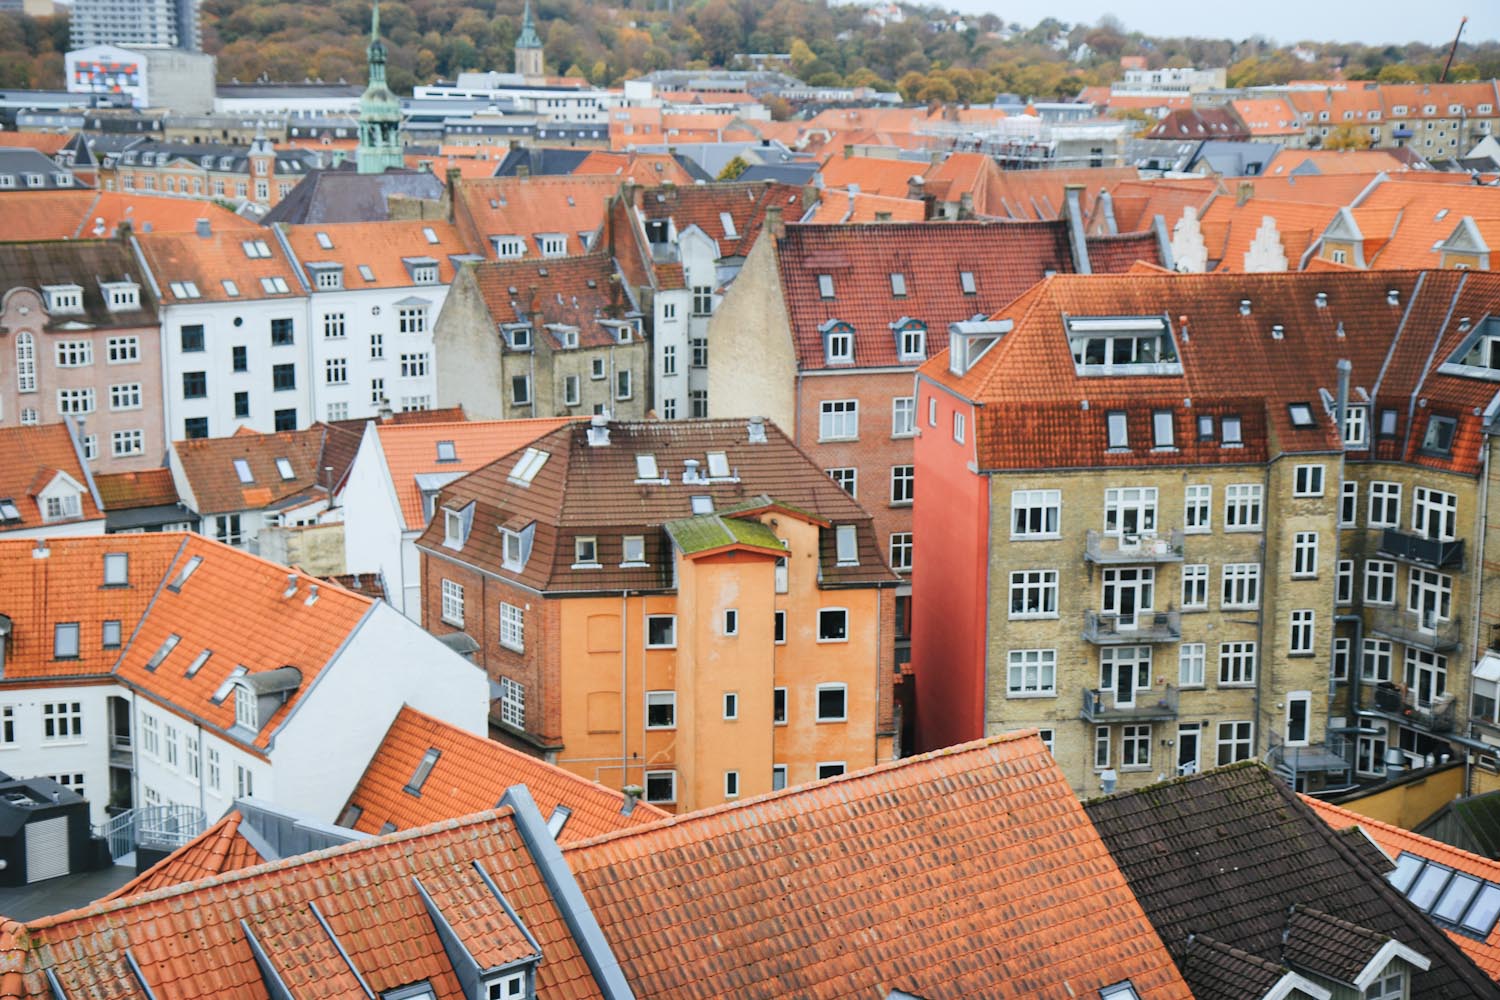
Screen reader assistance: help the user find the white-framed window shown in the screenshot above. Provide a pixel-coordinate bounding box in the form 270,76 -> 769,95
499,602 -> 524,651
1293,464 -> 1324,497
325,357 -> 348,385
1340,480 -> 1358,527
818,607 -> 849,641
826,467 -> 857,496
106,335 -> 140,364
953,411 -> 966,443
1094,726 -> 1111,770
1369,481 -> 1401,527
891,396 -> 916,437
1103,486 -> 1157,538
815,683 -> 848,722
400,353 -> 430,378
1184,484 -> 1211,533
185,735 -> 200,782
723,691 -> 739,720
398,307 -> 427,334
41,702 -> 82,741
1121,724 -> 1152,769
645,690 -> 676,730
235,684 -> 257,730
723,609 -> 739,637
1407,568 -> 1452,624
1224,483 -> 1263,531
323,313 -> 346,338
772,764 -> 787,790
15,332 -> 34,392
1218,642 -> 1257,686
574,536 -> 600,567
487,972 -> 528,1000
501,527 -> 527,571
1181,564 -> 1208,609
207,746 -> 221,792
499,677 -> 525,728
889,532 -> 913,572
898,325 -> 926,361
1011,489 -> 1061,539
1332,637 -> 1351,681
1289,609 -> 1315,655
824,327 -> 853,364
1362,638 -> 1393,682
819,399 -> 858,440
928,396 -> 937,426
1009,570 -> 1058,619
327,402 -> 350,421
109,382 -> 142,410
1221,563 -> 1261,609
140,712 -> 159,757
45,493 -> 81,521
236,764 -> 254,799
1216,720 -> 1254,765
164,722 -> 179,770
645,770 -> 676,804
724,770 -> 740,798
56,387 -> 95,414
55,340 -> 93,367
1292,532 -> 1319,578
622,535 -> 646,566
1007,649 -> 1056,697
1343,404 -> 1367,448
1179,643 -> 1206,687
890,465 -> 914,505
646,615 -> 677,648
1106,410 -> 1128,449
1364,963 -> 1406,1000
1364,559 -> 1397,605
443,509 -> 465,548
1412,487 -> 1458,541
1336,559 -> 1355,604
370,333 -> 384,359
615,370 -> 632,400
440,579 -> 465,626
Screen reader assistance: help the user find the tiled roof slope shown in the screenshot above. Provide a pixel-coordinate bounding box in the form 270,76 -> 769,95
1179,936 -> 1295,1000
13,808 -> 605,1000
1266,148 -> 1414,177
173,426 -> 328,514
470,251 -> 643,350
804,188 -> 925,223
1085,763 -> 1499,998
1198,198 -> 1342,270
418,419 -> 896,593
564,733 -> 1193,999
924,269 -> 1500,475
321,407 -> 467,495
0,191 -> 257,241
374,417 -> 571,531
981,165 -> 1139,222
1352,180 -> 1500,268
776,220 -> 1162,370
0,424 -> 103,534
93,468 -> 179,510
281,220 -> 470,288
573,150 -> 699,186
816,154 -> 928,199
341,706 -> 668,841
135,228 -> 304,305
0,535 -> 183,681
0,239 -> 157,329
103,810 -> 262,899
632,180 -> 804,259
1103,177 -> 1219,234
452,174 -> 619,260
1304,795 -> 1500,980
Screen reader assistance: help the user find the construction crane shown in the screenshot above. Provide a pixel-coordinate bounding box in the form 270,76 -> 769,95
1440,16 -> 1468,83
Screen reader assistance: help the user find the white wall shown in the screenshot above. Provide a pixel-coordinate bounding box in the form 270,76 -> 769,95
132,697 -> 269,824
340,424 -> 410,614
0,684 -> 118,827
304,284 -> 449,423
1,520 -> 107,541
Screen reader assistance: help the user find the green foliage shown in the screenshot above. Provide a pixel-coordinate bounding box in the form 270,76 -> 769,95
717,154 -> 750,180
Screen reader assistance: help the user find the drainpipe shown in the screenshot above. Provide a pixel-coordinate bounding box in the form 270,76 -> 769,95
195,722 -> 207,817
1468,432 -> 1493,796
621,590 -> 629,791
1254,453 -> 1273,759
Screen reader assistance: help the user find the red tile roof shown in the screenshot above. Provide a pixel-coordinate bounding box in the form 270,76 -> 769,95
1103,177 -> 1220,234
281,219 -> 470,288
103,810 -> 263,899
0,191 -> 256,241
573,150 -> 698,185
0,424 -> 103,534
981,166 -> 1141,222
93,468 -> 179,511
564,732 -> 1193,999
817,153 -> 929,199
451,174 -> 619,260
173,426 -> 328,515
135,227 -> 303,304
1347,180 -> 1500,269
341,706 -> 668,841
470,250 -> 643,350
1227,97 -> 1304,137
632,180 -> 805,260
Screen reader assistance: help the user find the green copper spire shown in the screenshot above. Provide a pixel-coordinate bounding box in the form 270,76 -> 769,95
357,0 -> 404,173
516,0 -> 542,49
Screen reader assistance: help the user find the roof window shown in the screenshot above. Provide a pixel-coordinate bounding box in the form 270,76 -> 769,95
690,495 -> 714,514
1106,410 -> 1129,450
435,440 -> 457,463
817,274 -> 835,298
1423,414 -> 1457,455
42,284 -> 83,315
103,552 -> 128,586
1288,402 -> 1315,427
422,226 -> 439,244
185,649 -> 212,678
706,451 -> 731,478
822,320 -> 854,365
508,447 -> 549,485
889,273 -> 906,297
242,240 -> 272,259
403,748 -> 441,795
636,454 -> 660,481
1222,414 -> 1244,446
233,459 -> 254,484
169,555 -> 203,590
259,276 -> 290,294
275,458 -> 295,480
959,270 -> 977,295
719,211 -> 737,238
1389,851 -> 1500,937
145,634 -> 181,671
835,524 -> 859,566
0,498 -> 20,524
222,279 -> 240,297
1068,317 -> 1181,377
358,265 -> 375,282
315,231 -> 333,250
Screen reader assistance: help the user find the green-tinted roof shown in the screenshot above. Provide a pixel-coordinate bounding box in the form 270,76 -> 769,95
665,513 -> 785,556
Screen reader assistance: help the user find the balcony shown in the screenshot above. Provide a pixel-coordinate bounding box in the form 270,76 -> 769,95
1085,529 -> 1185,564
1082,609 -> 1181,644
1377,528 -> 1464,569
109,732 -> 132,769
1365,683 -> 1457,734
1367,606 -> 1463,653
1080,683 -> 1179,722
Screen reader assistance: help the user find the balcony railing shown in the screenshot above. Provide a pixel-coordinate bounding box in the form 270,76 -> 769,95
1266,732 -> 1352,780
1367,684 -> 1457,733
1377,528 -> 1464,569
1085,529 -> 1185,564
1080,683 -> 1179,722
97,804 -> 207,861
1082,609 -> 1181,644
1366,606 -> 1463,653
109,733 -> 132,769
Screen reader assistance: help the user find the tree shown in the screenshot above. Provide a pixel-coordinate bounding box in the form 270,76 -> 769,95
717,155 -> 750,180
916,76 -> 957,103
1323,123 -> 1367,150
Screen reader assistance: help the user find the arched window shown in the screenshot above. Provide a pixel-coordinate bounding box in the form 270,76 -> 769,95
15,332 -> 35,393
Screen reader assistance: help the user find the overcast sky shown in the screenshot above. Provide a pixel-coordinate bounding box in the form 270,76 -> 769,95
949,1 -> 1489,47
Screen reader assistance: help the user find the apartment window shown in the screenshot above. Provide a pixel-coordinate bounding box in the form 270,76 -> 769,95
1221,414 -> 1243,446
1293,464 -> 1324,497
621,535 -> 646,566
498,677 -> 525,728
236,765 -> 254,799
953,411 -> 966,444
57,387 -> 95,414
1104,487 -> 1156,537
719,690 -> 739,721
1012,489 -> 1061,538
207,747 -> 221,791
53,623 -> 79,659
889,532 -> 913,572
1412,487 -> 1458,541
141,714 -> 158,756
1106,410 -> 1128,449
816,683 -> 848,722
1407,568 -> 1452,624
772,765 -> 787,790
818,608 -> 849,642
574,536 -> 599,566
1216,721 -> 1254,765
643,770 -> 677,804
1122,725 -> 1152,769
645,691 -> 676,729
1179,643 -> 1206,687
662,344 -> 677,376
325,358 -> 348,386
819,399 -> 858,440
1009,570 -> 1058,619
892,397 -> 916,437
691,338 -> 708,368
498,602 -> 524,651
1094,726 -> 1111,769
774,611 -> 787,644
180,324 -> 205,352
1422,415 -> 1456,456
271,364 -> 295,392
1184,484 -> 1211,533
327,402 -> 349,421
1364,559 -> 1397,605
889,465 -> 915,505
14,332 -> 33,393
1292,532 -> 1319,578
323,313 -> 346,339
270,318 -> 294,346
511,375 -> 531,406
55,341 -> 92,367
232,345 -> 248,372
1219,642 -> 1257,685
928,397 -> 937,427
1336,559 -> 1355,604
898,326 -> 926,361
1343,404 -> 1368,448
164,723 -> 179,769
646,615 -> 676,648
1224,484 -> 1263,530
1181,564 -> 1208,609
1332,637 -> 1351,681
816,763 -> 846,780
1340,481 -> 1359,527
1151,410 -> 1174,449
1369,482 -> 1401,527
824,327 -> 853,364
1404,648 -> 1448,707
440,579 -> 464,626
107,336 -> 140,363
42,702 -> 82,741
370,333 -> 384,359
400,353 -> 430,378
1007,649 -> 1056,697
1221,563 -> 1261,609
215,514 -> 243,546
1289,609 -> 1315,655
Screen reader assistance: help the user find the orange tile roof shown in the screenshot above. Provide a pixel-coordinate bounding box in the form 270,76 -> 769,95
573,150 -> 697,185
804,188 -> 926,223
375,417 -> 572,530
173,426 -> 327,515
1378,81 -> 1500,118
103,810 -> 262,900
1265,148 -> 1414,177
135,227 -> 303,304
1198,198 -> 1342,271
93,468 -> 178,510
0,190 -> 256,241
1285,85 -> 1384,124
112,535 -> 372,751
1103,177 -> 1220,233
817,153 -> 928,199
1223,172 -> 1385,206
0,132 -> 72,155
0,424 -> 103,534
564,732 -> 1193,998
342,706 -> 668,841
0,534 -> 183,681
1228,97 -> 1304,136
451,174 -> 619,260
281,219 -> 469,288
1349,180 -> 1500,269
1303,795 -> 1500,980
985,166 -> 1140,222
631,180 -> 805,259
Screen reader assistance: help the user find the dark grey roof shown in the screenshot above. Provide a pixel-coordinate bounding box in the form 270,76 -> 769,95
216,83 -> 363,100
0,148 -> 81,189
492,146 -> 593,178
1191,140 -> 1284,177
259,169 -> 444,225
0,778 -> 84,837
738,162 -> 819,185
0,240 -> 156,327
1179,936 -> 1288,1000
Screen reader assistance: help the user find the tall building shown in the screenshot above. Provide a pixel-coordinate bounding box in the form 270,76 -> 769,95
514,0 -> 544,80
356,1 -> 405,175
69,0 -> 199,51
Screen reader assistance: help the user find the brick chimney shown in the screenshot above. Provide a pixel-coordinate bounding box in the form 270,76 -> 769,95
1236,181 -> 1255,206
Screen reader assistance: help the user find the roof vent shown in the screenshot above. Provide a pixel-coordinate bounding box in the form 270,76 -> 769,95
31,540 -> 49,560
195,218 -> 212,238
1314,291 -> 1328,308
283,573 -> 298,599
546,804 -> 573,839
1336,321 -> 1346,338
747,416 -> 767,443
621,784 -> 642,815
1387,288 -> 1400,306
1238,299 -> 1251,316
586,413 -> 611,447
1271,324 -> 1284,340
683,458 -> 702,483
1178,315 -> 1189,343
1459,317 -> 1472,332
304,584 -> 319,606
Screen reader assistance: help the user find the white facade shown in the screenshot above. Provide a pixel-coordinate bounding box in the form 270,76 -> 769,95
0,684 -> 117,826
213,91 -> 362,118
413,77 -> 623,124
301,281 -> 447,423
341,422 -> 422,617
652,226 -> 721,421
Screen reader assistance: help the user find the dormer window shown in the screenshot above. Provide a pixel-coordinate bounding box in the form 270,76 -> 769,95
505,325 -> 532,351
1343,404 -> 1368,449
443,507 -> 467,548
1068,317 -> 1180,375
1423,414 -> 1457,455
574,536 -> 599,566
43,492 -> 81,522
312,266 -> 343,290
234,683 -> 258,731
558,328 -> 579,349
817,274 -> 835,298
538,234 -> 567,257
485,971 -> 528,1000
502,524 -> 535,572
407,261 -> 439,284
101,281 -> 139,312
896,323 -> 926,361
42,284 -> 83,315
491,236 -> 526,259
822,321 -> 853,365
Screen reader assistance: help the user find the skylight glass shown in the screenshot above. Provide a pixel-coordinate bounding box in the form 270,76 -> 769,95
233,459 -> 253,484
171,555 -> 203,589
1389,852 -> 1500,937
275,458 -> 295,480
316,231 -> 334,250
635,454 -> 659,480
690,495 -> 714,514
359,265 -> 375,281
706,451 -> 731,478
835,524 -> 859,565
1288,403 -> 1315,427
145,634 -> 181,671
404,748 -> 440,794
185,649 -> 212,677
436,440 -> 457,462
222,279 -> 240,297
509,447 -> 549,484
422,226 -> 439,244
959,270 -> 977,294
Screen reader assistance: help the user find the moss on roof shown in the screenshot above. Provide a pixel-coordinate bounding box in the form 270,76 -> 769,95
664,513 -> 785,556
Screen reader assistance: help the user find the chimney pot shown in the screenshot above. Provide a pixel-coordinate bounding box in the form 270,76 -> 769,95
194,218 -> 211,238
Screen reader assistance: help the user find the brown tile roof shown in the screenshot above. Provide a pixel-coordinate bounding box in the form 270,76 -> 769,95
1146,107 -> 1250,141
103,810 -> 262,899
632,180 -> 804,259
564,733 -> 1193,999
417,418 -> 897,593
0,132 -> 72,155
451,174 -> 619,260
172,426 -> 328,515
0,424 -> 103,534
93,468 -> 178,510
280,219 -> 470,288
341,706 -> 668,841
1283,905 -> 1400,985
0,238 -> 157,329
1179,936 -> 1295,1000
135,227 -> 304,305
0,191 -> 256,241
469,250 -> 643,350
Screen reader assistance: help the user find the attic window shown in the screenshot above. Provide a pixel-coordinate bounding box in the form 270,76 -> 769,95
1099,984 -> 1141,1000
315,231 -> 334,250
506,326 -> 532,351
492,236 -> 526,259
422,227 -> 439,245
185,649 -> 212,678
1222,414 -> 1244,446
719,211 -> 738,238
508,447 -> 549,485
1106,411 -> 1129,450
259,276 -> 290,294
169,555 -> 203,590
403,748 -> 441,795
222,279 -> 240,297
706,451 -> 731,478
636,454 -> 660,480
234,684 -> 258,730
0,499 -> 20,523
443,508 -> 466,548
817,274 -> 835,299
889,273 -> 906,297
358,265 -> 375,282
102,282 -> 139,311
485,972 -> 528,1000
1068,317 -> 1180,376
1288,402 -> 1315,427
959,271 -> 977,294
103,552 -> 128,585
501,525 -> 533,572
435,441 -> 457,463
145,634 -> 180,671
1423,414 -> 1457,456
232,459 -> 254,484
242,240 -> 272,259
835,524 -> 859,566
42,285 -> 83,314
690,495 -> 714,514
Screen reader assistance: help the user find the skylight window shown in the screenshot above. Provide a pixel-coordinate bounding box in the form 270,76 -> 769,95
1389,852 -> 1500,937
817,274 -> 835,299
422,226 -> 439,244
890,273 -> 907,296
103,552 -> 128,585
275,458 -> 295,480
959,270 -> 977,294
636,454 -> 660,480
222,279 -> 240,297
435,440 -> 457,463
169,555 -> 203,590
1288,403 -> 1315,427
719,211 -> 738,238
0,499 -> 18,523
690,495 -> 714,514
835,524 -> 859,566
259,276 -> 290,294
1222,414 -> 1244,446
242,240 -> 272,259
358,265 -> 375,282
1106,411 -> 1129,449
316,231 -> 334,250
706,451 -> 731,478
233,459 -> 253,484
403,748 -> 441,794
185,649 -> 212,677
508,447 -> 549,485
145,634 -> 181,671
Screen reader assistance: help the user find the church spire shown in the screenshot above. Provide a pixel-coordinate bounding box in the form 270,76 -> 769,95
357,0 -> 403,174
517,0 -> 542,49
514,0 -> 544,78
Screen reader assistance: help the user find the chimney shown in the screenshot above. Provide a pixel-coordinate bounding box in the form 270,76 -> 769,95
586,413 -> 611,447
194,218 -> 212,238
765,205 -> 784,239
1062,184 -> 1091,275
378,396 -> 394,422
958,191 -> 974,219
1335,358 -> 1351,444
283,573 -> 298,599
683,458 -> 701,483
620,785 -> 642,815
906,173 -> 926,202
1236,181 -> 1254,206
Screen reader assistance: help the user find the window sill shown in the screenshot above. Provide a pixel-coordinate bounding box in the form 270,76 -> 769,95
1288,652 -> 1315,658
1006,692 -> 1057,699
815,718 -> 848,724
620,561 -> 649,569
818,436 -> 859,444
890,432 -> 917,440
1220,606 -> 1259,612
1223,527 -> 1263,534
1181,606 -> 1209,614
1010,534 -> 1063,542
441,617 -> 464,628
1120,765 -> 1153,773
645,645 -> 677,651
1178,684 -> 1206,691
1291,574 -> 1318,581
1150,446 -> 1179,454
1218,682 -> 1256,689
889,501 -> 913,509
1219,442 -> 1244,449
815,638 -> 850,644
1008,614 -> 1060,622
571,562 -> 602,570
644,726 -> 676,732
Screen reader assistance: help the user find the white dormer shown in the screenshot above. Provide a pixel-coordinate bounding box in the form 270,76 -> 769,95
35,471 -> 85,523
41,284 -> 83,315
948,319 -> 1012,376
100,280 -> 139,312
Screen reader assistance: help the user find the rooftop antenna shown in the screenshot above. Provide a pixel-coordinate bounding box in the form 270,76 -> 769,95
1440,16 -> 1468,83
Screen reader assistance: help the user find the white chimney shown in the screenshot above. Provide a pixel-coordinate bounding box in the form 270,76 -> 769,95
586,413 -> 611,447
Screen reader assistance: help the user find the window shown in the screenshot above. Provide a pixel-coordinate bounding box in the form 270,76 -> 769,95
1341,481 -> 1359,527
102,620 -> 122,647
898,326 -> 925,361
496,602 -> 525,652
1370,481 -> 1401,527
1360,558 -> 1398,607
1216,721 -> 1253,765
487,973 -> 527,1000
236,765 -> 254,799
645,770 -> 676,804
45,493 -> 81,521
622,535 -> 646,565
207,746 -> 221,791
890,465 -> 914,505
179,370 -> 208,399
1219,642 -> 1257,685
816,684 -> 847,721
325,358 -> 348,386
55,341 -> 92,367
889,532 -> 913,572
1184,484 -> 1211,533
1290,610 -> 1315,655
1336,559 -> 1355,604
401,353 -> 430,378
1122,725 -> 1152,769
817,274 -> 834,298
1408,568 -> 1453,625
399,307 -> 428,335
1152,410 -> 1174,448
14,331 -> 34,393
824,326 -> 852,364
180,324 -> 205,353
1007,649 -> 1056,697
102,552 -> 128,586
216,514 -> 243,546
228,344 -> 248,373
1009,571 -> 1058,619
323,313 -> 346,339
57,387 -> 96,414
498,677 -> 525,728
959,270 -> 977,294
1293,464 -> 1324,497
662,345 -> 677,376
1179,643 -> 1206,687
1012,489 -> 1061,538
953,411 -> 966,443
1103,487 -> 1157,538
1365,963 -> 1406,1000
1292,532 -> 1319,578
614,369 -> 632,400
774,611 -> 787,644
369,331 -> 385,359
1221,563 -> 1261,609
1221,414 -> 1243,445
235,685 -> 257,730
1181,564 -> 1208,609
574,536 -> 599,566
819,399 -> 858,440
646,615 -> 677,648
691,338 -> 708,369
892,397 -> 915,437
109,382 -> 142,410
1224,484 -> 1263,531
1332,637 -> 1351,681
1094,726 -> 1111,770
511,375 -> 531,406
272,364 -> 296,391
772,765 -> 787,790
42,702 -> 82,741
440,579 -> 464,626
53,623 -> 79,659
140,713 -> 159,757
1343,404 -> 1368,448
107,336 -> 140,363
690,390 -> 708,418
164,723 -> 179,770
1288,402 -> 1315,428
443,509 -> 465,548
1422,415 -> 1456,456
818,608 -> 849,641
270,318 -> 294,346
1412,487 -> 1458,541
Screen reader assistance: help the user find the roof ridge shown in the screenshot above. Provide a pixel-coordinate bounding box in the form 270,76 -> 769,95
1301,794 -> 1500,871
